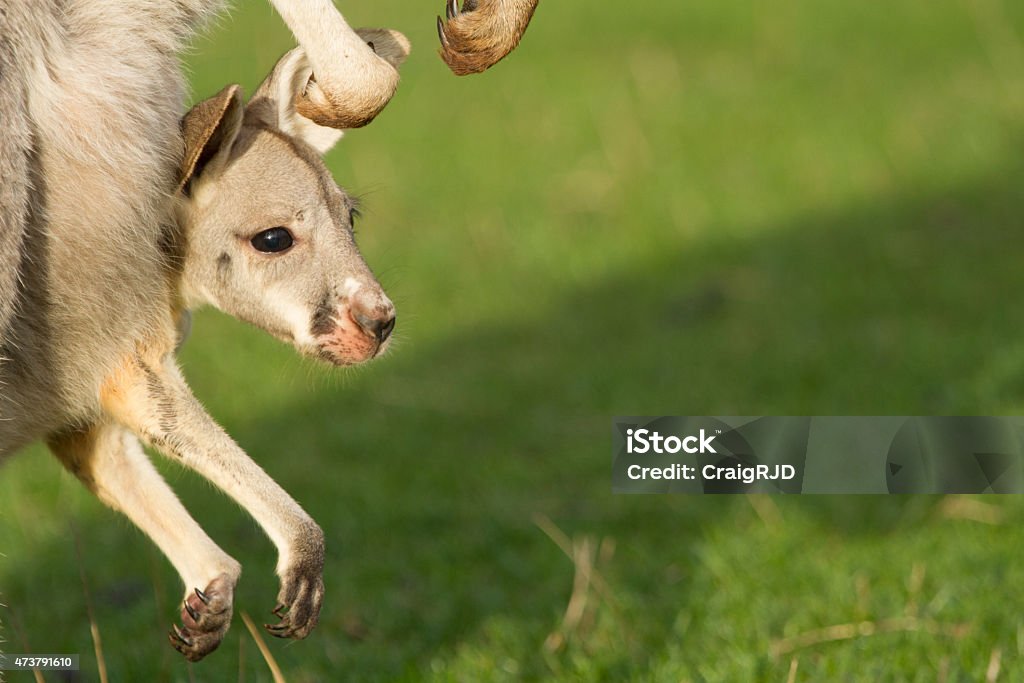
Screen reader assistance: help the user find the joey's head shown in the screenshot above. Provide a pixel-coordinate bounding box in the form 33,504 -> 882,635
176,33 -> 408,366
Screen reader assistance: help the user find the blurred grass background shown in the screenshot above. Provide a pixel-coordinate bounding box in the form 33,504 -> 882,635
4,0 -> 1024,680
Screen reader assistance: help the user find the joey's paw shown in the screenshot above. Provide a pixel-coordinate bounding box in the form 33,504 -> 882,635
168,574 -> 235,662
437,0 -> 540,75
265,563 -> 324,639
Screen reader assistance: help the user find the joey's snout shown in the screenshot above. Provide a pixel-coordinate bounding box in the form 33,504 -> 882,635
310,284 -> 395,366
351,297 -> 396,344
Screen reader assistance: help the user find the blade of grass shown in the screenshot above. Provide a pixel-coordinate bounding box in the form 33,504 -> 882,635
70,522 -> 107,683
240,611 -> 286,683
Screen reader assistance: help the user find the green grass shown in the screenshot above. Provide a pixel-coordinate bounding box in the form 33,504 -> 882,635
4,0 -> 1024,680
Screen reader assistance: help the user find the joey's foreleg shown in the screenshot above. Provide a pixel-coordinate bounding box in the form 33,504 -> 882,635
48,422 -> 240,661
100,350 -> 325,641
437,0 -> 540,75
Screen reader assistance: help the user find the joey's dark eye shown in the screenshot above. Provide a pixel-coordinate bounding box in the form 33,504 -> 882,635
349,206 -> 361,230
250,227 -> 293,253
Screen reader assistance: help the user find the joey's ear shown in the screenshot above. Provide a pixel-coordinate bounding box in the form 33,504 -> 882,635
248,29 -> 410,156
178,84 -> 244,193
353,28 -> 411,71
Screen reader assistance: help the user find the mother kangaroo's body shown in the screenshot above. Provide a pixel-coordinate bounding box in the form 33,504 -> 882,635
0,0 -> 213,447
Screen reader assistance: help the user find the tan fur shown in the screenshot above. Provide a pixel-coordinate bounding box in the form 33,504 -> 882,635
0,0 -> 534,662
0,0 -> 215,450
438,0 -> 541,75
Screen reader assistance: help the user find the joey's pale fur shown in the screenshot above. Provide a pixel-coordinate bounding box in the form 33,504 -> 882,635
0,0 -> 537,663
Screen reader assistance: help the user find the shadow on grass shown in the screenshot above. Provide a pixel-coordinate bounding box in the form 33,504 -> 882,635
3,152 -> 1024,681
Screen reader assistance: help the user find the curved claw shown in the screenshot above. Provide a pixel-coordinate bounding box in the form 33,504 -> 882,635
194,587 -> 210,605
437,16 -> 450,49
170,624 -> 193,647
264,621 -> 290,638
168,632 -> 187,655
265,603 -> 290,636
184,601 -> 201,623
446,0 -> 459,20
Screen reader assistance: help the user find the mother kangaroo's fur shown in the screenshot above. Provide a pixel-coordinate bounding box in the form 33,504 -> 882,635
0,0 -> 539,662
0,1 -> 211,441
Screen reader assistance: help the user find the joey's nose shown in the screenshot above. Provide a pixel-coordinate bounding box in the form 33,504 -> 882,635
352,305 -> 396,343
377,314 -> 396,343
